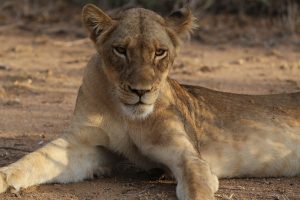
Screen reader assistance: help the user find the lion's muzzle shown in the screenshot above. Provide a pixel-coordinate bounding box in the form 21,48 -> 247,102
117,84 -> 159,119
128,86 -> 151,100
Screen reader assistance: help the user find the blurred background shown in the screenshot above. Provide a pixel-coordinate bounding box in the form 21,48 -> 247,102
1,0 -> 300,44
1,1 -> 300,200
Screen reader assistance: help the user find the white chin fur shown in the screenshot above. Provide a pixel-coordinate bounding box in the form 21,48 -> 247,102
121,104 -> 154,120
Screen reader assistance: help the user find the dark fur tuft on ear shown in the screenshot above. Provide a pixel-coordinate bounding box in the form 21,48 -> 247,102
167,7 -> 197,38
82,4 -> 113,42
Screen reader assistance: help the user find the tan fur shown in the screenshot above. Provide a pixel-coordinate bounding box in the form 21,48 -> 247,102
1,4 -> 300,200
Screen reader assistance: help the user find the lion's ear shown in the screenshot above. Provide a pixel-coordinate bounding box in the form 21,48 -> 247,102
82,4 -> 113,42
166,7 -> 197,37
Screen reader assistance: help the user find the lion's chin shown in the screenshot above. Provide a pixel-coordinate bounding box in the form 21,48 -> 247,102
120,103 -> 154,120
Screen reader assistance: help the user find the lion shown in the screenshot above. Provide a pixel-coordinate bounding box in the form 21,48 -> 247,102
0,4 -> 300,200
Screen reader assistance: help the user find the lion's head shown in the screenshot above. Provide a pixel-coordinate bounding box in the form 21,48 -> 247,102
82,4 -> 195,119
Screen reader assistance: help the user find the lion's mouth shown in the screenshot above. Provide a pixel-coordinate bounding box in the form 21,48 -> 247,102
123,101 -> 152,107
120,94 -> 155,107
117,89 -> 158,118
120,100 -> 154,119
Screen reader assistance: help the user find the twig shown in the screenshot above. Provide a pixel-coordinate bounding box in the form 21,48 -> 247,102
219,186 -> 245,190
0,147 -> 31,153
282,194 -> 290,200
215,193 -> 234,200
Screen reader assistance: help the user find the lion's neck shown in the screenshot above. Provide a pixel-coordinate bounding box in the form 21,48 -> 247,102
163,78 -> 215,145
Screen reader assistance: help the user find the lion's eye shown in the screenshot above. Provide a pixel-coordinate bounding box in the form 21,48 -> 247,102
113,47 -> 127,56
155,49 -> 167,57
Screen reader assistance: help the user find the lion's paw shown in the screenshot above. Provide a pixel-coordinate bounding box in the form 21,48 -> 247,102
0,171 -> 8,194
0,168 -> 25,193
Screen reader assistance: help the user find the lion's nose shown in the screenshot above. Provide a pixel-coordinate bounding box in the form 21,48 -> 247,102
128,86 -> 150,97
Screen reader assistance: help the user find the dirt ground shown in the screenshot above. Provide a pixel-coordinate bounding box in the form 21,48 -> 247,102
0,19 -> 300,200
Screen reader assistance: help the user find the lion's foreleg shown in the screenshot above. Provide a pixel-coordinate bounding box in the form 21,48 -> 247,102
138,131 -> 218,200
176,151 -> 219,200
0,135 -> 115,193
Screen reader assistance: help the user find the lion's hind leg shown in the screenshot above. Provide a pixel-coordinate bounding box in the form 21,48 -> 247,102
0,136 -> 116,193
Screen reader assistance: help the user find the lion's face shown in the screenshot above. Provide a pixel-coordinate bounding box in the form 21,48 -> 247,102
82,4 -> 195,119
